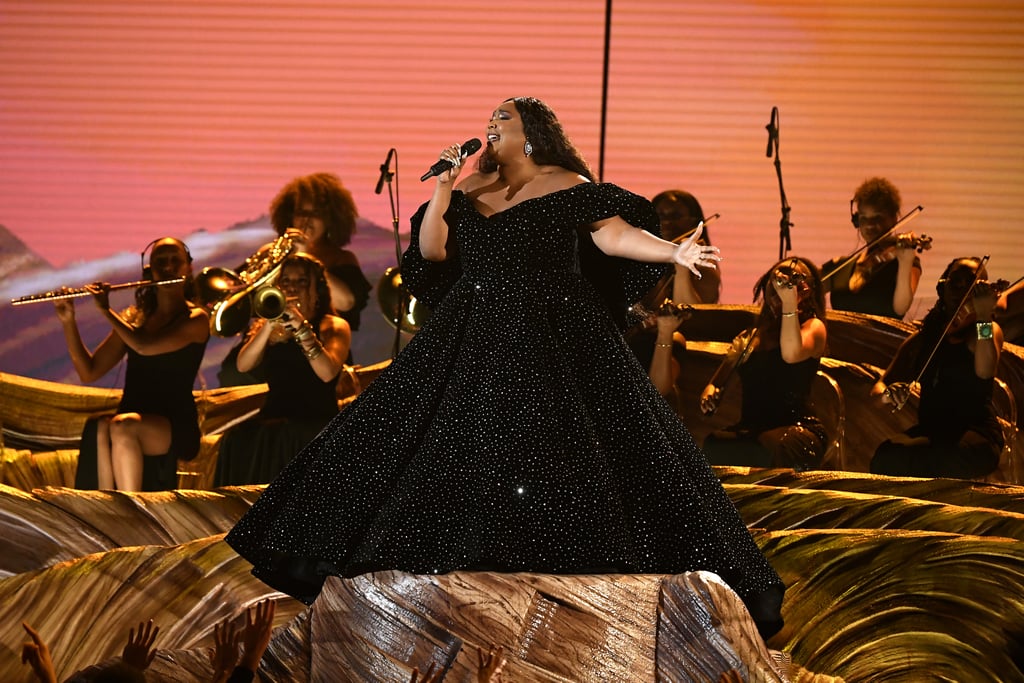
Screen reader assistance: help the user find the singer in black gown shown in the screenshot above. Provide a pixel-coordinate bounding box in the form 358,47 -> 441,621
225,97 -> 784,637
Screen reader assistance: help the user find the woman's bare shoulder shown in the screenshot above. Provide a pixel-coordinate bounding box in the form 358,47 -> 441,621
456,171 -> 495,194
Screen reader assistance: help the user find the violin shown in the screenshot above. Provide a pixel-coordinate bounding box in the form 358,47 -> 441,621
861,232 -> 933,268
773,265 -> 808,290
948,278 -> 1009,336
884,257 -> 1004,411
624,298 -> 693,337
848,232 -> 933,292
699,327 -> 757,416
822,205 -> 924,284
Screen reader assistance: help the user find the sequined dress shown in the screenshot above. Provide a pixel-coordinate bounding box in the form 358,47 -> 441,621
225,183 -> 784,616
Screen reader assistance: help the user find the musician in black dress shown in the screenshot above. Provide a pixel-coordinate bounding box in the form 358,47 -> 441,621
871,257 -> 1005,479
701,257 -> 829,470
55,237 -> 209,491
822,177 -> 924,319
214,253 -> 349,486
626,190 -> 719,413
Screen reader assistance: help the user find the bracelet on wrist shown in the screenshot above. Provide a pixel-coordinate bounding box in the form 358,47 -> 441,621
655,342 -> 673,348
304,342 -> 324,360
976,321 -> 994,341
781,311 -> 798,318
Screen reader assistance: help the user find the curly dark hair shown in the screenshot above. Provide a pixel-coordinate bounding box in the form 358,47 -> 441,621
752,256 -> 826,340
852,177 -> 901,219
280,252 -> 334,322
478,97 -> 595,181
270,173 -> 358,247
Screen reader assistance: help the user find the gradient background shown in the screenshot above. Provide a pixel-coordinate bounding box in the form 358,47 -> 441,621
2,1 -> 1022,348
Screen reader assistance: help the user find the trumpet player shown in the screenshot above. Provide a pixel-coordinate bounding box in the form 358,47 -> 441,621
215,253 -> 350,486
270,172 -> 372,337
54,237 -> 209,491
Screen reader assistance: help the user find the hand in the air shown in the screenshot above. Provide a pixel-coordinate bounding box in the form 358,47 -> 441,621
671,224 -> 720,277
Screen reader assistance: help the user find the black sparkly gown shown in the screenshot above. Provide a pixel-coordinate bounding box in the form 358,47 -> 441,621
225,183 -> 784,626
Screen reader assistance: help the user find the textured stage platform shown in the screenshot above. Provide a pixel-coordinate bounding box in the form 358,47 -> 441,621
2,306 -> 1023,681
2,471 -> 1024,681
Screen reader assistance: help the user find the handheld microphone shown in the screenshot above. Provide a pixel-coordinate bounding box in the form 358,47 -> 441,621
420,138 -> 482,181
765,107 -> 778,158
374,148 -> 395,195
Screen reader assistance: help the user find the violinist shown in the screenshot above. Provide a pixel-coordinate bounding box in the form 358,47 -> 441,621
627,190 -> 718,412
822,177 -> 924,319
996,279 -> 1024,345
649,189 -> 721,305
700,257 -> 829,470
870,257 -> 1005,479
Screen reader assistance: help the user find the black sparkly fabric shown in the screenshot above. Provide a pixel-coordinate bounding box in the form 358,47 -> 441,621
225,183 -> 783,608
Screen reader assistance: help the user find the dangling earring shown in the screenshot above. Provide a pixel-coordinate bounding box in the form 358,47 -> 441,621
524,140 -> 533,157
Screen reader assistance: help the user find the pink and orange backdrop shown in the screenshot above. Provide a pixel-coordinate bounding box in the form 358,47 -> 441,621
2,0 -> 1022,315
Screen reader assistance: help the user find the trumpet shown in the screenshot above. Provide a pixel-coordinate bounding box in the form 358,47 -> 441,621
194,234 -> 296,336
11,277 -> 186,306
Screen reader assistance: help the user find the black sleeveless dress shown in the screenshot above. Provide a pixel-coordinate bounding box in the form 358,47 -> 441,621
214,334 -> 340,486
822,255 -> 920,319
102,341 -> 205,490
225,183 -> 784,625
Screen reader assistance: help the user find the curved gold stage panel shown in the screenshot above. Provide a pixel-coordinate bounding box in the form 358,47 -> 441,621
1,308 -> 1023,680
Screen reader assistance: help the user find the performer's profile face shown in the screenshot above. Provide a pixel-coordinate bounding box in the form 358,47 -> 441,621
486,101 -> 525,160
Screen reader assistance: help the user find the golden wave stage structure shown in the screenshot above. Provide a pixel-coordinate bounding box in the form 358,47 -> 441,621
1,307 -> 1023,682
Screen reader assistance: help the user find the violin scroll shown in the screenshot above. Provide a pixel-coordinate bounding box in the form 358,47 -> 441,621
700,385 -> 722,416
773,264 -> 808,289
886,232 -> 933,253
655,298 -> 694,320
883,382 -> 914,412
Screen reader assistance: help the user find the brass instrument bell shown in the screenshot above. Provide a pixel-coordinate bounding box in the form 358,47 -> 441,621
193,234 -> 296,337
377,266 -> 430,334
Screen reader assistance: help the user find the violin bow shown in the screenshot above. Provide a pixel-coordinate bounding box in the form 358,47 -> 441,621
640,214 -> 722,309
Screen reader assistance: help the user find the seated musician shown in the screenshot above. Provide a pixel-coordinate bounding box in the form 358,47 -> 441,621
822,177 -> 925,319
700,257 -> 829,470
626,190 -> 720,412
54,237 -> 209,491
870,257 -> 1005,479
996,279 -> 1024,346
214,253 -> 350,486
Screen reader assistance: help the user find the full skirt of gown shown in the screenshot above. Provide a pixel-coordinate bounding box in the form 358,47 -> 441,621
225,183 -> 784,617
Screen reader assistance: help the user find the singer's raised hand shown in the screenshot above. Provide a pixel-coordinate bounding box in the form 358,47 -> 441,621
437,143 -> 466,184
671,224 -> 721,277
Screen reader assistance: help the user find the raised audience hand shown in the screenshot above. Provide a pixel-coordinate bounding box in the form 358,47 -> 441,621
476,643 -> 506,683
21,622 -> 58,683
238,599 -> 276,672
209,618 -> 240,683
409,661 -> 444,683
122,619 -> 160,671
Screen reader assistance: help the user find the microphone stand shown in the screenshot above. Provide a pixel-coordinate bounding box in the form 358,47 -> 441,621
766,106 -> 793,259
376,148 -> 406,360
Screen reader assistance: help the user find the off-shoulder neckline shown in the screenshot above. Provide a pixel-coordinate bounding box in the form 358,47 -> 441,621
459,182 -> 598,219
